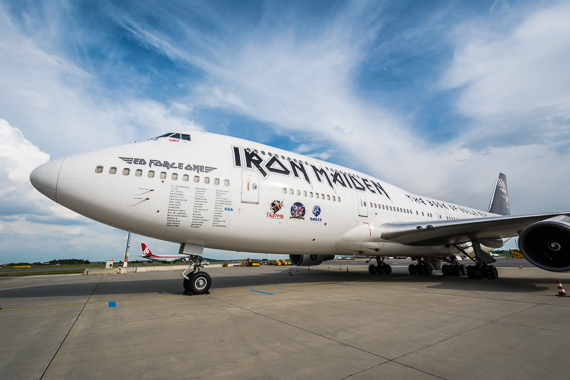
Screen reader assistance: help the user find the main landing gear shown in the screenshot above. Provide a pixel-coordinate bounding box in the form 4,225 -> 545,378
367,256 -> 392,275
466,264 -> 499,280
408,260 -> 433,276
181,255 -> 211,295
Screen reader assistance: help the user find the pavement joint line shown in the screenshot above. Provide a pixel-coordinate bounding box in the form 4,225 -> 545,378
390,300 -> 545,365
0,279 -> 100,291
39,274 -> 103,380
209,295 -> 391,362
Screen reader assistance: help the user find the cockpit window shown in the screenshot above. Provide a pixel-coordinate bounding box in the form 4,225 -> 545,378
151,132 -> 191,141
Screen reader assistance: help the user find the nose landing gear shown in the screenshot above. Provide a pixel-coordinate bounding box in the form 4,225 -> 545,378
181,255 -> 211,295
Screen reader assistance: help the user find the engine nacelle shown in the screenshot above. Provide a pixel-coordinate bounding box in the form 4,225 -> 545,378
289,254 -> 335,266
519,218 -> 570,272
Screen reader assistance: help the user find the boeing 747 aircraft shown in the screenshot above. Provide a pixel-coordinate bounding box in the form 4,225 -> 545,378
30,132 -> 570,294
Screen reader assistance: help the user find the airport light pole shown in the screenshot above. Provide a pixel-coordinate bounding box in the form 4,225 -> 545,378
123,232 -> 131,268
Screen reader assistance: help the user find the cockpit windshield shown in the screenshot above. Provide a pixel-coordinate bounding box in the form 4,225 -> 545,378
151,133 -> 191,141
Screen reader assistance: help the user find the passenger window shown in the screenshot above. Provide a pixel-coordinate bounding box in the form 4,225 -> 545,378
363,201 -> 366,206
135,169 -> 142,177
303,191 -> 307,197
172,173 -> 178,180
148,170 -> 155,178
282,188 -> 287,194
310,192 -> 313,198
224,180 -> 230,186
204,177 -> 210,184
338,197 -> 341,202
109,167 -> 117,175
316,194 -> 319,199
183,174 -> 189,181
95,166 -> 103,174
289,189 -> 293,195
296,190 -> 300,196
327,195 -> 330,200
160,172 -> 166,179
123,168 -> 130,176
214,178 -> 220,185
194,176 -> 199,183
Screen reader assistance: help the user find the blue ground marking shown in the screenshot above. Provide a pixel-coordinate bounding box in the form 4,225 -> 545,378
250,290 -> 274,295
274,285 -> 286,287
333,283 -> 350,286
108,302 -> 117,307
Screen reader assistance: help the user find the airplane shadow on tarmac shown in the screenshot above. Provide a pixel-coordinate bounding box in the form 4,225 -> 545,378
0,267 -> 556,298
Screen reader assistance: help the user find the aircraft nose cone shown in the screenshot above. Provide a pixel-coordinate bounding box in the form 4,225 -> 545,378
30,157 -> 65,202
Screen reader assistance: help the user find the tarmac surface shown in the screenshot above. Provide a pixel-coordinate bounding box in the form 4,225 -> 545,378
2,258 -> 570,380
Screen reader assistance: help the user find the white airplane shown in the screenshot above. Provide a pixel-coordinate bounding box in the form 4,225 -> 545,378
140,243 -> 190,263
30,131 -> 570,294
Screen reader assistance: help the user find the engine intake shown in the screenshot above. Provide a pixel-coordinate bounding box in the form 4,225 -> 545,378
519,218 -> 570,272
289,255 -> 335,266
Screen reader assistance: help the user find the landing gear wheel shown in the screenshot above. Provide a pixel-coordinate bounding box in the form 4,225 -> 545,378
187,272 -> 211,295
408,264 -> 417,275
466,265 -> 476,279
425,264 -> 433,276
416,264 -> 425,276
376,265 -> 385,275
459,264 -> 467,276
183,278 -> 190,293
368,264 -> 377,275
452,265 -> 460,276
384,264 -> 392,275
487,265 -> 499,280
442,265 -> 449,276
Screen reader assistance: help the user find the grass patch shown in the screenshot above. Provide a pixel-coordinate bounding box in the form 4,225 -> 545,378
0,270 -> 86,276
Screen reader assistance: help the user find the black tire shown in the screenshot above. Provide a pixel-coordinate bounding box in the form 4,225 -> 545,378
183,278 -> 190,293
416,264 -> 425,276
408,264 -> 417,275
188,272 -> 211,295
376,264 -> 385,275
384,264 -> 392,275
487,265 -> 499,280
425,264 -> 433,276
368,264 -> 377,275
459,264 -> 467,276
477,266 -> 487,279
452,265 -> 460,276
466,265 -> 476,279
442,265 -> 449,276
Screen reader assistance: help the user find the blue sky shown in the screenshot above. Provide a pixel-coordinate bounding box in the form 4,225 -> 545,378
1,0 -> 570,263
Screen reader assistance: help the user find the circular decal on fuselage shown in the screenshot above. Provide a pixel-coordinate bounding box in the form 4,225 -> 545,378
290,202 -> 306,219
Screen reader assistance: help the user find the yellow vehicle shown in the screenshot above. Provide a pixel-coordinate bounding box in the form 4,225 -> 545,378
241,258 -> 260,267
509,249 -> 525,259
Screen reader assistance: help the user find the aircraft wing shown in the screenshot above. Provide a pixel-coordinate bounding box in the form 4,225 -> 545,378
378,212 -> 570,246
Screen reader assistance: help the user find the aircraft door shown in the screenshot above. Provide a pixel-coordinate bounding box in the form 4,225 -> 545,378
241,171 -> 259,204
357,193 -> 368,217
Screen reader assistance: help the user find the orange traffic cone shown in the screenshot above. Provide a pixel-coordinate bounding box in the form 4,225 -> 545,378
339,265 -> 342,270
328,265 -> 330,269
557,280 -> 567,297
288,268 -> 292,276
519,264 -> 522,269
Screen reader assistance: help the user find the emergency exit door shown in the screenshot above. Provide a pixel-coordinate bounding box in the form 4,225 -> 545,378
357,194 -> 368,217
241,171 -> 259,204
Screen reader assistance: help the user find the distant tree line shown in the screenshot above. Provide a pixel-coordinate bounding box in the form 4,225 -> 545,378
2,259 -> 91,266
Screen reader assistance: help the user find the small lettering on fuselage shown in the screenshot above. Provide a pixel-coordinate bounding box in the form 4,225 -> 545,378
119,157 -> 216,173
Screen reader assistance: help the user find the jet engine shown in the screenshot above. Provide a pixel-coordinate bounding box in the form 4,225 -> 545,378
519,218 -> 570,272
289,255 -> 335,266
